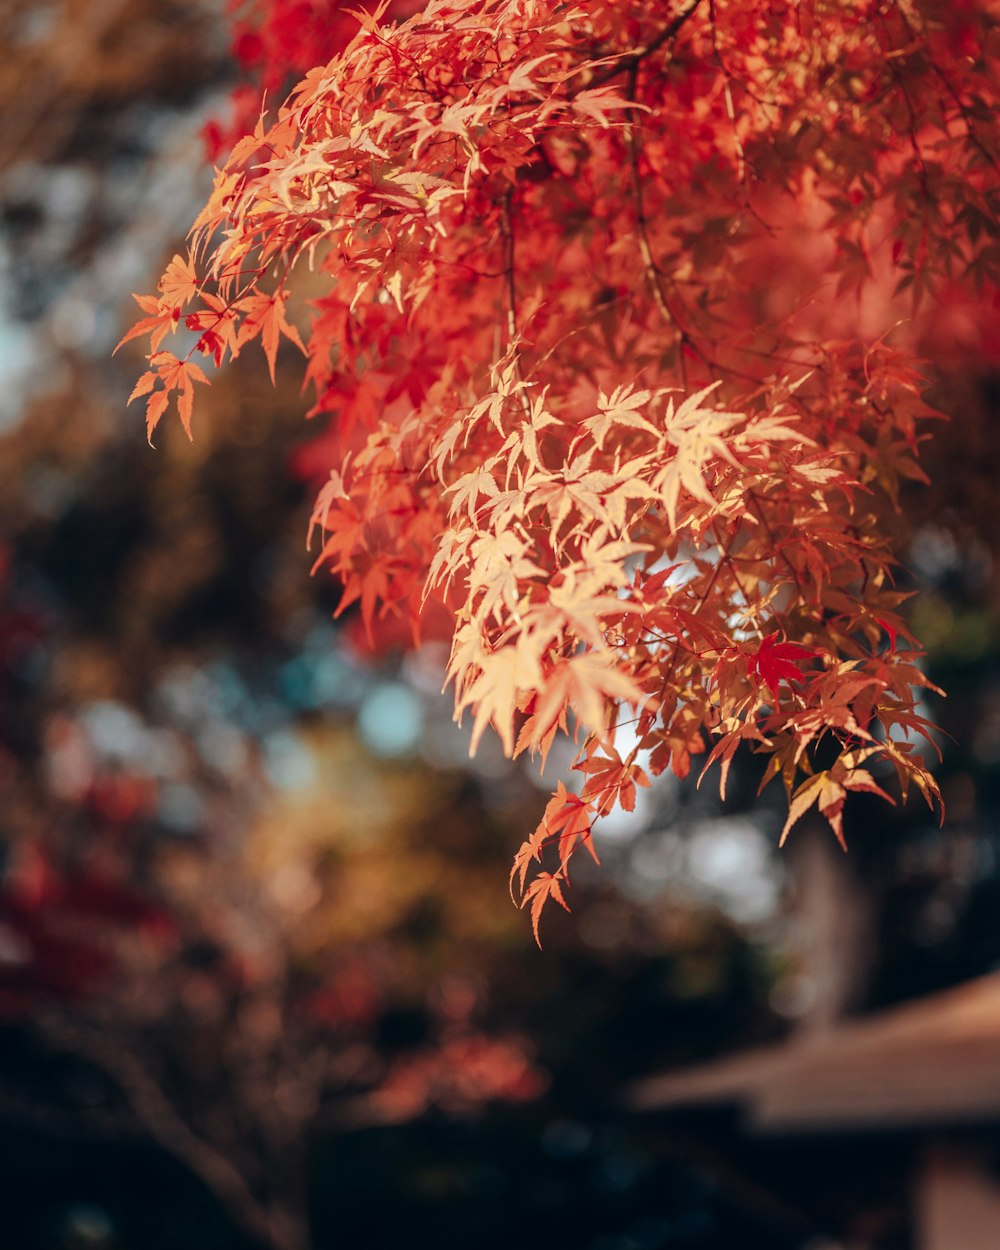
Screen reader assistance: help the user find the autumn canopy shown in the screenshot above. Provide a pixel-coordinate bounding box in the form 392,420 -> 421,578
124,0 -> 1000,937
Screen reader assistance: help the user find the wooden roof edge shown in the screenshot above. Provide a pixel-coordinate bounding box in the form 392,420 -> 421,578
626,972 -> 1000,1116
625,1044 -> 791,1113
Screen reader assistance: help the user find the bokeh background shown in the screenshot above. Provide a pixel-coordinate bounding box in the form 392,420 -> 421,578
1,4 -> 999,1249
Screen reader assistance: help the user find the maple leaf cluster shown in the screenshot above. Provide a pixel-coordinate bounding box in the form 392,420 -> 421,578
125,0 -> 1000,940
204,0 -> 426,158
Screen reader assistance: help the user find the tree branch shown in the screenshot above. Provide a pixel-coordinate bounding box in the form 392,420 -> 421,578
33,1014 -> 287,1250
586,0 -> 706,91
625,67 -> 706,383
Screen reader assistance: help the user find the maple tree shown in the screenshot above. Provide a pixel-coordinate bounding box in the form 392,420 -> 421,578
125,0 -> 1000,938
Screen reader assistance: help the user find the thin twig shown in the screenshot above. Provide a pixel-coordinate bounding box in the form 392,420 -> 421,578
586,0 -> 707,91
499,189 -> 532,417
500,189 -> 519,347
625,67 -> 706,383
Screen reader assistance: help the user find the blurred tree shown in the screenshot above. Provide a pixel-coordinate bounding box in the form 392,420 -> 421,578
0,735 -> 544,1250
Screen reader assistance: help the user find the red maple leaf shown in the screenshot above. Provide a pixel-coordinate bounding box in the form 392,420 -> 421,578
746,632 -> 817,701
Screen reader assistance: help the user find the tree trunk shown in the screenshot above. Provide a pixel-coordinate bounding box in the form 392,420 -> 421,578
787,823 -> 875,1034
